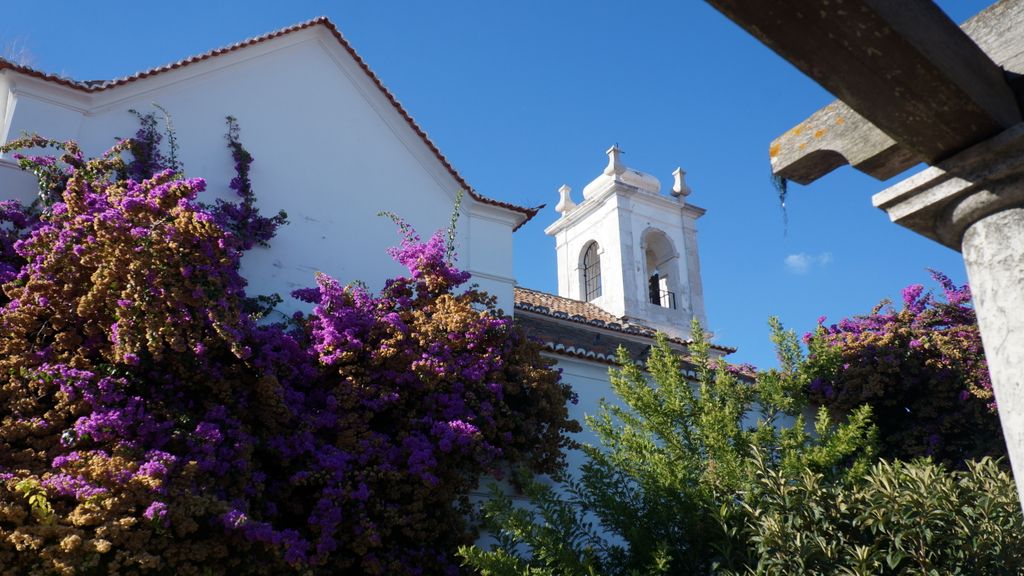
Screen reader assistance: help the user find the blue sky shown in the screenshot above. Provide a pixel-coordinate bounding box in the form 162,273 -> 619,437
1,0 -> 994,368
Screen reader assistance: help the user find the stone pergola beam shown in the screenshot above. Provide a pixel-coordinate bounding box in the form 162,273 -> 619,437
707,0 -> 1023,184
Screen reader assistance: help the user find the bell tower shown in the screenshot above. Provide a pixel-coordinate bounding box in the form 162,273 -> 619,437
544,146 -> 707,340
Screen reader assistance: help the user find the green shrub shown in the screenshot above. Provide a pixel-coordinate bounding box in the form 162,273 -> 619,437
730,454 -> 1023,575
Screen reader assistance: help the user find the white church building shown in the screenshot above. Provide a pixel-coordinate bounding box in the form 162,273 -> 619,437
0,17 -> 732,460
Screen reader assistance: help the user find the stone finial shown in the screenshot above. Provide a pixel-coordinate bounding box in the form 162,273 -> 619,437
555,184 -> 577,214
604,145 -> 625,176
672,167 -> 692,198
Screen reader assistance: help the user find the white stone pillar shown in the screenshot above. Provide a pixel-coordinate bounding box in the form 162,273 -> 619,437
874,123 -> 1024,507
962,208 -> 1024,502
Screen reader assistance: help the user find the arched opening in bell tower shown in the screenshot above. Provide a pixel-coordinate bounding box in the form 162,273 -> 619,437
642,229 -> 677,310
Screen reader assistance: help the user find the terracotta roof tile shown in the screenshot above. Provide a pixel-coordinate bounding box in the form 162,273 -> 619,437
514,286 -> 646,332
0,17 -> 538,229
513,286 -> 736,354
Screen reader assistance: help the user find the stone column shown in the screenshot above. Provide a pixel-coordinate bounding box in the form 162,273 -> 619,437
962,209 -> 1024,497
874,124 -> 1024,507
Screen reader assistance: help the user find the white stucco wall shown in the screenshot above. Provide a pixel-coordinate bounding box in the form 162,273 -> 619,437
0,159 -> 35,203
0,26 -> 522,313
549,354 -> 624,473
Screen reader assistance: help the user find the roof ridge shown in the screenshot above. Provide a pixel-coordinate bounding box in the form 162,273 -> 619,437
0,18 -> 328,92
0,17 -> 538,228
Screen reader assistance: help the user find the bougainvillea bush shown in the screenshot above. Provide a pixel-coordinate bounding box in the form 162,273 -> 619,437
804,271 -> 1002,466
0,121 -> 577,575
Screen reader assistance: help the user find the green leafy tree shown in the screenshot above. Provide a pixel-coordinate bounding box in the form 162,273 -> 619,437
461,320 -> 876,575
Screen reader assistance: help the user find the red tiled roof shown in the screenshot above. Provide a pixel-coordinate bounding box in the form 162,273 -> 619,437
513,286 -> 736,354
515,286 -> 653,334
0,17 -> 538,230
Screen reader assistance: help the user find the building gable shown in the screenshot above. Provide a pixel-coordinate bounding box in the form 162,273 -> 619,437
0,18 -> 533,312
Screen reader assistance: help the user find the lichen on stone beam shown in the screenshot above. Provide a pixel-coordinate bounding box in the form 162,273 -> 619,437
769,101 -> 923,185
